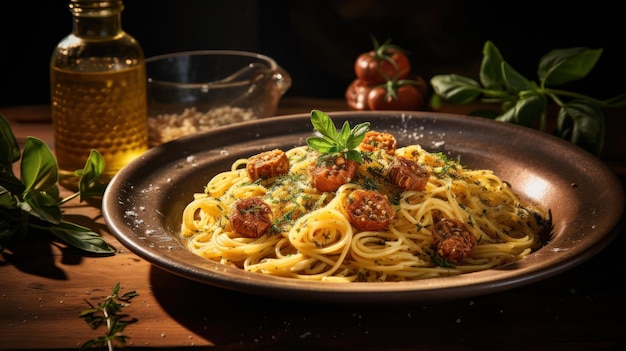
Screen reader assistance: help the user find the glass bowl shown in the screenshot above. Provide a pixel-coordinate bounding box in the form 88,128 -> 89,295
145,50 -> 291,146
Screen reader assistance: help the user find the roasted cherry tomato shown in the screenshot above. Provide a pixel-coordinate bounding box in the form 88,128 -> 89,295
309,155 -> 359,193
387,156 -> 430,191
354,38 -> 410,85
346,189 -> 395,231
432,218 -> 477,262
246,149 -> 289,181
230,197 -> 273,238
367,79 -> 425,111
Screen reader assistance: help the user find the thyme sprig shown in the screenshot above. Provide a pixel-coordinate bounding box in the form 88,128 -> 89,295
79,283 -> 138,350
306,109 -> 370,163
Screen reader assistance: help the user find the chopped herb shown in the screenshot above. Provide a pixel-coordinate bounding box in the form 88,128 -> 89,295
429,250 -> 456,268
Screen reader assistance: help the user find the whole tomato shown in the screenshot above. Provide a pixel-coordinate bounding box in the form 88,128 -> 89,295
354,38 -> 410,85
367,79 -> 425,111
345,79 -> 372,110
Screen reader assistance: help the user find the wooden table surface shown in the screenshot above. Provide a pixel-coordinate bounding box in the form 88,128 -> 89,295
1,98 -> 625,351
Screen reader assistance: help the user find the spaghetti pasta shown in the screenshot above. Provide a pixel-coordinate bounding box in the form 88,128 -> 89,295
180,128 -> 551,283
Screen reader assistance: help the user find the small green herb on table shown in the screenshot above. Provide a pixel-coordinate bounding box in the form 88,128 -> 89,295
79,282 -> 138,350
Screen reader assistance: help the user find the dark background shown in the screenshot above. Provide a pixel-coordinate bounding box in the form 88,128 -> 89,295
1,0 -> 625,107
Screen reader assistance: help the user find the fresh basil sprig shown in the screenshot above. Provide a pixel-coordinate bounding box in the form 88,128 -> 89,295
430,40 -> 626,156
0,113 -> 114,254
307,109 -> 370,163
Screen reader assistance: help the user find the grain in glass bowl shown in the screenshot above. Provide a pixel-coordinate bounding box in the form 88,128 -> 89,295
146,50 -> 291,146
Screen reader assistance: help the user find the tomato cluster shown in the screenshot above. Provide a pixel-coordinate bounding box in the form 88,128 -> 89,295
345,38 -> 428,111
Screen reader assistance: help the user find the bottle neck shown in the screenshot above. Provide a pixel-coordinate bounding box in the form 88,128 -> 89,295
69,0 -> 124,38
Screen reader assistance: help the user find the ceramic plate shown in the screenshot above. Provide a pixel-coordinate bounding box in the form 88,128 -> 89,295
102,111 -> 625,304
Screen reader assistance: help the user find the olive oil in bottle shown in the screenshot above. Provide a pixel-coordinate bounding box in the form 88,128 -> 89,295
50,0 -> 148,189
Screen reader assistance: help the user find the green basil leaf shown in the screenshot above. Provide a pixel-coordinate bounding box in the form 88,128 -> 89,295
21,137 -> 58,193
344,149 -> 363,163
557,100 -> 605,156
306,137 -> 335,153
339,120 -> 351,145
45,184 -> 60,202
538,47 -> 602,86
78,150 -> 107,201
0,113 -> 21,172
49,220 -> 115,254
516,93 -> 547,126
351,122 -> 371,139
344,136 -> 362,151
479,40 -> 505,90
310,110 -> 339,142
495,107 -> 517,124
499,98 -> 517,112
501,62 -> 534,93
430,74 -> 483,103
495,93 -> 546,126
21,190 -> 62,224
345,122 -> 370,150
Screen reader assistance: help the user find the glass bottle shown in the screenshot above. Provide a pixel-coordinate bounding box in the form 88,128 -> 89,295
50,0 -> 148,189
